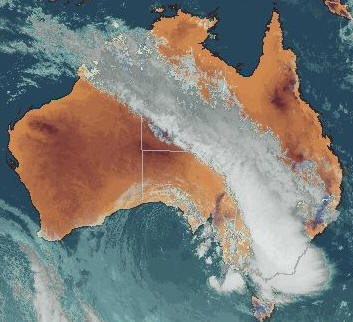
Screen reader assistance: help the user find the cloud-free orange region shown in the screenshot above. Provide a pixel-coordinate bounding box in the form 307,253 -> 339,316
152,10 -> 342,237
323,0 -> 351,19
8,78 -> 250,265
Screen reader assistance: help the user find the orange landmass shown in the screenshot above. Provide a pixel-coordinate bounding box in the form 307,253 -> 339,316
306,221 -> 327,237
8,78 -> 250,266
252,296 -> 275,322
152,10 -> 342,237
323,0 -> 351,19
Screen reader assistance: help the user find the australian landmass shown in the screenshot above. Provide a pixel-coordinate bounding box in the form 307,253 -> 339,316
8,8 -> 343,321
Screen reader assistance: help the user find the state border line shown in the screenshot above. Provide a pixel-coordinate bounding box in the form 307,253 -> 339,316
140,115 -> 188,202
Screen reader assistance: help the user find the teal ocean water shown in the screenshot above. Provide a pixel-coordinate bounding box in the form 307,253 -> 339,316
0,200 -> 252,321
1,0 -> 353,321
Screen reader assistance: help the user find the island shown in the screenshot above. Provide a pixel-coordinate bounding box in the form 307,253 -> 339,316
323,0 -> 351,19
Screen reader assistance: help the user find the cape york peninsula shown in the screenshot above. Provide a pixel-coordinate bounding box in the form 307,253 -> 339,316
8,9 -> 343,321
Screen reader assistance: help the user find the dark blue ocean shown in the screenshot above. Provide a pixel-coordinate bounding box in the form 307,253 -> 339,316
0,0 -> 353,320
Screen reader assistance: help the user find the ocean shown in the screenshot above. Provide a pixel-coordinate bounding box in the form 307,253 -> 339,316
0,0 -> 353,321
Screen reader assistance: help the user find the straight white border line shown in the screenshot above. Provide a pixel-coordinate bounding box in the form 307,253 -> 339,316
143,150 -> 187,152
140,116 -> 188,202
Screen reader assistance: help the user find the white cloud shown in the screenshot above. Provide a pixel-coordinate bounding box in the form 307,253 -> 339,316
81,302 -> 102,322
205,257 -> 213,265
209,270 -> 246,294
197,239 -> 212,258
21,245 -> 68,322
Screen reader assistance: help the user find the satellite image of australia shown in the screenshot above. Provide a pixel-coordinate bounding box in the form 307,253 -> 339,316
1,0 -> 353,321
